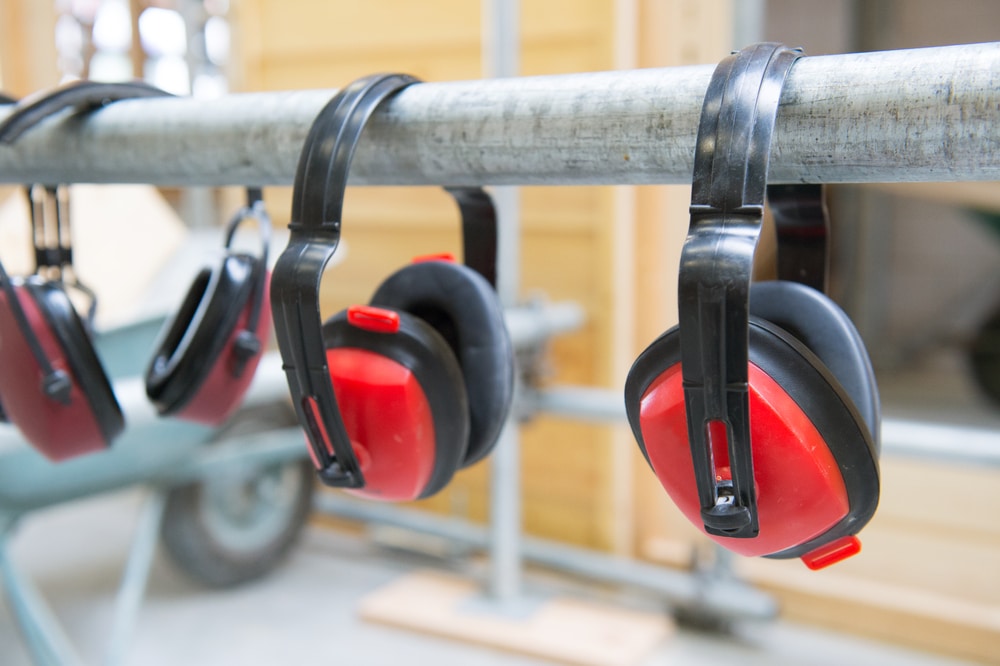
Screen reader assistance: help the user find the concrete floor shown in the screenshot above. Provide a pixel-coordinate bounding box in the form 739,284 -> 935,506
0,489 -> 977,666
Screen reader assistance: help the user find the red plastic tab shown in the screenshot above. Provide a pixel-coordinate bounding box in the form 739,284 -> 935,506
347,305 -> 400,334
801,535 -> 862,571
411,252 -> 455,264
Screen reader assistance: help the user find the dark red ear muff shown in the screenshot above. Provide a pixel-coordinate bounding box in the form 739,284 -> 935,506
624,43 -> 880,570
0,91 -> 124,458
271,74 -> 514,498
145,189 -> 273,425
0,83 -> 272,458
0,272 -> 123,460
0,182 -> 117,461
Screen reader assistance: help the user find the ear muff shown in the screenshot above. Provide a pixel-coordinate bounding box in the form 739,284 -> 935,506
146,190 -> 272,426
322,306 -> 470,500
145,254 -> 271,425
624,305 -> 880,561
624,43 -> 880,570
0,81 -> 174,457
0,278 -> 123,460
272,74 -> 513,494
369,259 -> 514,467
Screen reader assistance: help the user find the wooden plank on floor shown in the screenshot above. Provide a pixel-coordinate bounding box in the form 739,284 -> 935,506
358,570 -> 673,666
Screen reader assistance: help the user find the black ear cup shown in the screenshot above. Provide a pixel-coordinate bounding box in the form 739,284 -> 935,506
145,252 -> 266,424
0,278 -> 122,459
322,306 -> 471,500
750,280 -> 880,449
370,259 -> 515,467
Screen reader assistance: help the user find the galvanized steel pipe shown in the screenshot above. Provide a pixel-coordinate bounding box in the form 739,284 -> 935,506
0,43 -> 998,186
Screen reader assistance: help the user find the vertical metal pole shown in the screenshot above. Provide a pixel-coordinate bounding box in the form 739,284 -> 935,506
731,0 -> 767,49
0,535 -> 85,666
179,0 -> 217,229
483,0 -> 522,603
104,489 -> 168,666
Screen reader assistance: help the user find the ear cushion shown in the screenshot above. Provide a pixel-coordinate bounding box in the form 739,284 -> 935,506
322,309 -> 470,500
145,254 -> 257,420
369,260 -> 514,467
0,278 -> 122,459
750,280 -> 880,453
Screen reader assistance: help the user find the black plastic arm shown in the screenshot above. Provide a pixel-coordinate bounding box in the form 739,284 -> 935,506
0,79 -> 171,143
679,43 -> 804,538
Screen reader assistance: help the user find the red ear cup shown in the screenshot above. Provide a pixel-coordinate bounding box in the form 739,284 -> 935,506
145,255 -> 271,425
0,278 -> 123,459
321,306 -> 470,501
625,283 -> 879,563
369,260 -> 514,467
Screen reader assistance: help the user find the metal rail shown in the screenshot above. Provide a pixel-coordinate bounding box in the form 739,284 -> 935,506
315,493 -> 778,622
526,386 -> 1000,468
1,42 -> 999,186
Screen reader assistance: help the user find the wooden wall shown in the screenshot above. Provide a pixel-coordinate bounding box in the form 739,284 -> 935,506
0,0 -> 58,96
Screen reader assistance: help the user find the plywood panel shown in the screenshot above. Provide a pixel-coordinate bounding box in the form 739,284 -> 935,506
252,2 -> 480,59
789,457 -> 1000,605
0,0 -> 58,96
359,570 -> 673,666
737,555 -> 1000,664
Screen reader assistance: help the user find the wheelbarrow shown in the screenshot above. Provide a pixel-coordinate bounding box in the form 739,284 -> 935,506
0,313 -> 312,666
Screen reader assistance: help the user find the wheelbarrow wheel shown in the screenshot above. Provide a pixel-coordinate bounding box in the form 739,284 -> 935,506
161,405 -> 314,588
971,304 -> 1000,407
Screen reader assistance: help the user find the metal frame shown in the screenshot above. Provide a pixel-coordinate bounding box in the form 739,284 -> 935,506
482,0 -> 523,607
2,39 -> 1000,661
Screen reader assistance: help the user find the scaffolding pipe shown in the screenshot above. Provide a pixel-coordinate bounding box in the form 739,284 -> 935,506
528,386 -> 1000,467
1,43 -> 999,186
483,0 -> 524,605
313,493 -> 778,622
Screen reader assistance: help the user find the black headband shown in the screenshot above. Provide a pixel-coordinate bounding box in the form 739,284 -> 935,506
679,43 -> 805,539
224,187 -> 273,375
272,73 -> 499,487
0,79 -> 169,143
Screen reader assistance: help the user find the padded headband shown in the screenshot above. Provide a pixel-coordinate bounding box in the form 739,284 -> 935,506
679,43 -> 804,539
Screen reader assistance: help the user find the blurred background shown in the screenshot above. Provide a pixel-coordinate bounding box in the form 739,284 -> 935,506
0,1 -> 998,664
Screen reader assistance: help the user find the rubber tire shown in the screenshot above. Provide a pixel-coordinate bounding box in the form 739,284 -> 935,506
160,404 -> 315,588
971,304 -> 1000,407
